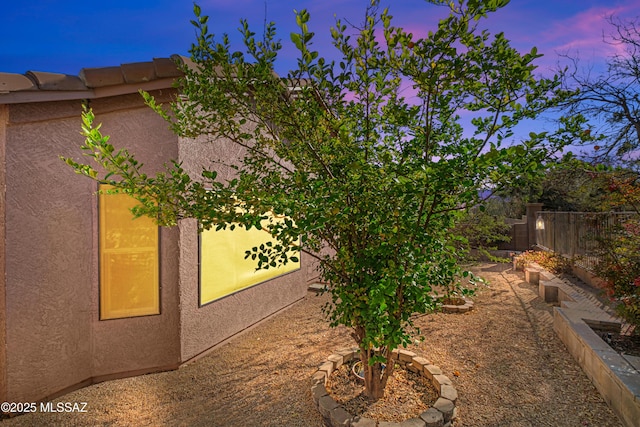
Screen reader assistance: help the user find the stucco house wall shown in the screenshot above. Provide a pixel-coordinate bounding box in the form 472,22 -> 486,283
176,132 -> 309,360
0,104 -> 8,405
0,56 -> 312,404
5,98 -> 96,402
2,91 -> 183,402
177,217 -> 310,361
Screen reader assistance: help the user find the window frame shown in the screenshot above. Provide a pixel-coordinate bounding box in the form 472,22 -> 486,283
197,222 -> 301,307
97,184 -> 162,320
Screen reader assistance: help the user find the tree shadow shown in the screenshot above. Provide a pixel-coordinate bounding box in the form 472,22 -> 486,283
479,263 -> 511,273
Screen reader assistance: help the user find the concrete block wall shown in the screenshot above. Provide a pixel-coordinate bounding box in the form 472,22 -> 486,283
532,267 -> 640,427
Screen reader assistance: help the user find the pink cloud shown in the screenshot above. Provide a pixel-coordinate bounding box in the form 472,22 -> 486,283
547,7 -> 625,57
543,2 -> 640,65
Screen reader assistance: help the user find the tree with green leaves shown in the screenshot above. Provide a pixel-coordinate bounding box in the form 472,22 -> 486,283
535,155 -> 615,212
65,0 -> 585,399
592,170 -> 640,328
452,201 -> 512,261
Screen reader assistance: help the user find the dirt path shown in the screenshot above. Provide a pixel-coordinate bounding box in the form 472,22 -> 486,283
2,263 -> 623,426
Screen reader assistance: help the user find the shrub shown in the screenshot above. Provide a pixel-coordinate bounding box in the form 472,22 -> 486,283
515,250 -> 572,274
593,218 -> 640,327
452,205 -> 512,262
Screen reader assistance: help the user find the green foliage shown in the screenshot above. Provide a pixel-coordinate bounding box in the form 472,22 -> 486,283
535,155 -> 616,212
498,152 -> 636,214
528,155 -> 640,213
515,250 -> 572,274
591,172 -> 640,327
594,218 -> 640,327
452,203 -> 512,261
63,0 -> 581,398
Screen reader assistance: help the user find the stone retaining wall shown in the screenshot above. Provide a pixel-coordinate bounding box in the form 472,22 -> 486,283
311,348 -> 458,427
526,264 -> 640,427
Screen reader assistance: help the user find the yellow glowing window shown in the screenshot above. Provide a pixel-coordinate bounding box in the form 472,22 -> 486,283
200,215 -> 300,305
99,185 -> 160,320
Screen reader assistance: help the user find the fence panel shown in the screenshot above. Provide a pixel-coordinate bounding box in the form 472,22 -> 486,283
535,211 -> 637,271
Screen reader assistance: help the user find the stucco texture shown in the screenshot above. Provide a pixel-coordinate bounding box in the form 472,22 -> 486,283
176,133 -> 310,362
0,87 -> 313,404
3,92 -> 181,401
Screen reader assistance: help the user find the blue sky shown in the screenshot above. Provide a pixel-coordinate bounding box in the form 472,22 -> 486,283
2,0 -> 639,77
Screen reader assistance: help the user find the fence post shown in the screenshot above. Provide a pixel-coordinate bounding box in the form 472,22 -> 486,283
527,203 -> 544,249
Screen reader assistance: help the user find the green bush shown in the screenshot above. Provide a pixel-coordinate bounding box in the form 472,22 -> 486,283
593,218 -> 640,327
452,206 -> 511,262
515,250 -> 572,274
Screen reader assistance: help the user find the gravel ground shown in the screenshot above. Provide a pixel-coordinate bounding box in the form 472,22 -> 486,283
2,263 -> 624,427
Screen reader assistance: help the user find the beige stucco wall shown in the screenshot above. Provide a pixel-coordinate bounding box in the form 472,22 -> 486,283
176,134 -> 310,361
0,104 -> 8,403
3,91 -> 181,401
1,85 -> 314,403
178,219 -> 310,361
5,99 -> 95,401
86,95 -> 182,379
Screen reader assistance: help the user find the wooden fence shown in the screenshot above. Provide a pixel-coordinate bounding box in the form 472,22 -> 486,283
535,211 -> 637,271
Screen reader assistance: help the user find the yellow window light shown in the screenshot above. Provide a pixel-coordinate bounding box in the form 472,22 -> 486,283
99,184 -> 160,320
200,213 -> 300,305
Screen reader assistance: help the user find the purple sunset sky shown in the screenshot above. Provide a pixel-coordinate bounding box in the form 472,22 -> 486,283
2,0 -> 639,77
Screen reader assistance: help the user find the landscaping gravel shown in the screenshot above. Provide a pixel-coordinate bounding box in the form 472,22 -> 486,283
2,263 -> 623,426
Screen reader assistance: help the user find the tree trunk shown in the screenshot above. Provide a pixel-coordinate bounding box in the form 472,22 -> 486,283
360,349 -> 394,401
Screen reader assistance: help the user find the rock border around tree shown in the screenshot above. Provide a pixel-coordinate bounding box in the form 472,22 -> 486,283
440,296 -> 474,314
312,348 -> 458,427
